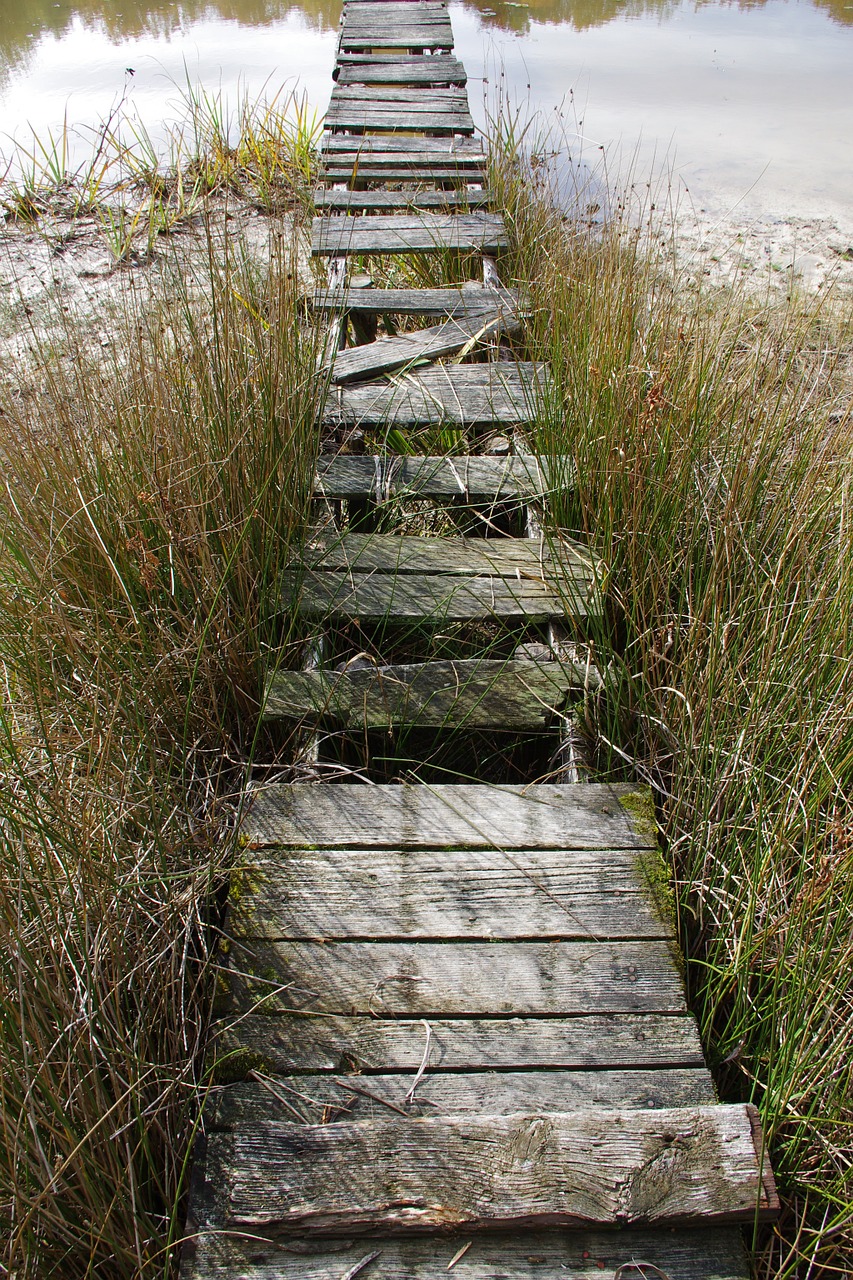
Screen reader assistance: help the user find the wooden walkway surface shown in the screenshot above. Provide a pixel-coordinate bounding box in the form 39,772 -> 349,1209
181,2 -> 777,1276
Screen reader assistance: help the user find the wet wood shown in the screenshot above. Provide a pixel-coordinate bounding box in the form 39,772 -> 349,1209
227,843 -> 667,940
241,782 -> 652,850
210,1011 -> 707,1074
182,1225 -> 750,1280
262,656 -> 595,731
312,213 -> 507,255
320,365 -> 546,429
220,937 -> 686,1017
208,1069 -> 717,1128
195,1104 -> 777,1233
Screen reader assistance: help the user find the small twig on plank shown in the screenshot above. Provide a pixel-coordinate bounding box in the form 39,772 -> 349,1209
333,1079 -> 411,1117
613,1264 -> 673,1280
339,1251 -> 382,1280
404,1019 -> 433,1103
447,1240 -> 473,1269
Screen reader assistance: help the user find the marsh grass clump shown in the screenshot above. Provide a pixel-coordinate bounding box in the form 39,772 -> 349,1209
0,223 -> 323,1277
491,122 -> 853,1275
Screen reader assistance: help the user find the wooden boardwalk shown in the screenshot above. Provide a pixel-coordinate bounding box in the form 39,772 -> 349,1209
181,2 -> 777,1275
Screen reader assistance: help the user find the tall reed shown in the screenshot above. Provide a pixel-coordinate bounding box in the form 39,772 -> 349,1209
493,125 -> 853,1275
0,222 -> 323,1277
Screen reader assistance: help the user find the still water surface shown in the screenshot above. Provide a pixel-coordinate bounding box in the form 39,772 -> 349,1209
1,0 -> 852,218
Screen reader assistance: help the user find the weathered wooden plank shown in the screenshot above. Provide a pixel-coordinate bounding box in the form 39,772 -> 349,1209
320,163 -> 485,183
330,85 -> 470,105
313,284 -> 519,316
195,1105 -> 778,1232
300,531 -> 592,577
313,188 -> 493,211
320,135 -> 484,155
211,1011 -> 706,1073
320,365 -> 545,428
314,453 -> 559,497
227,844 -> 667,940
220,938 -> 686,1016
339,31 -> 454,49
207,1069 -> 718,1128
242,782 -> 653,850
325,109 -> 475,135
336,57 -> 467,85
312,213 -> 507,256
262,656 -> 595,731
181,1225 -> 750,1280
281,568 -> 583,622
328,314 -> 519,383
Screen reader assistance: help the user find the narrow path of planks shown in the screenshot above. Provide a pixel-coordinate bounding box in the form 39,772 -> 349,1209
181,2 -> 777,1277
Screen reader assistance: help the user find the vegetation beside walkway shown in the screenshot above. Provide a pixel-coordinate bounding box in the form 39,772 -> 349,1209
0,93 -> 850,1277
493,129 -> 853,1277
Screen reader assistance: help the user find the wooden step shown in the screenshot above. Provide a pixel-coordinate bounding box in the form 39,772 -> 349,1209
183,1225 -> 751,1280
313,283 -> 520,316
206,1068 -> 717,1128
321,365 -> 545,429
335,54 -> 467,84
326,85 -> 474,135
212,1009 -> 708,1073
282,530 -> 597,623
226,840 -> 666,941
314,452 -> 561,497
320,159 -> 486,183
242,781 -> 645,850
264,656 -> 595,732
320,134 -> 484,156
327,314 -> 519,385
311,213 -> 507,256
188,1105 -> 777,1235
314,188 -> 493,211
339,26 -> 453,51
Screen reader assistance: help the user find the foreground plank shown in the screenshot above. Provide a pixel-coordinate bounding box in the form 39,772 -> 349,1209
314,188 -> 494,210
241,782 -> 653,849
299,530 -> 593,576
313,284 -> 521,316
312,213 -> 507,256
220,938 -> 686,1016
182,1224 -> 750,1280
211,1011 -> 707,1073
227,843 -> 668,940
199,1105 -> 777,1232
314,453 -> 563,496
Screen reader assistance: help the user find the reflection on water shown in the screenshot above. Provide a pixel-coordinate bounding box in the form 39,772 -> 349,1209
1,0 -> 852,219
3,0 -> 850,68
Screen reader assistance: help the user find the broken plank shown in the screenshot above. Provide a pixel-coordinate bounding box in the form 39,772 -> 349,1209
241,782 -> 652,850
328,314 -> 518,384
312,213 -> 506,255
320,365 -> 546,428
220,938 -> 686,1017
181,1225 -> 750,1280
299,530 -> 591,576
227,843 -> 668,941
210,1011 -> 705,1074
207,1068 -> 717,1128
196,1104 -> 777,1232
312,284 -> 520,315
262,656 -> 595,731
313,188 -> 493,211
279,567 -> 580,622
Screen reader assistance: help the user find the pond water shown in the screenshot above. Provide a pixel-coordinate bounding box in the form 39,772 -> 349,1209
1,0 -> 852,220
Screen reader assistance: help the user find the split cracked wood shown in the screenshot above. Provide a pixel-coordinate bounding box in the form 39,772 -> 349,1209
196,1105 -> 777,1233
311,213 -> 508,255
319,365 -> 547,429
